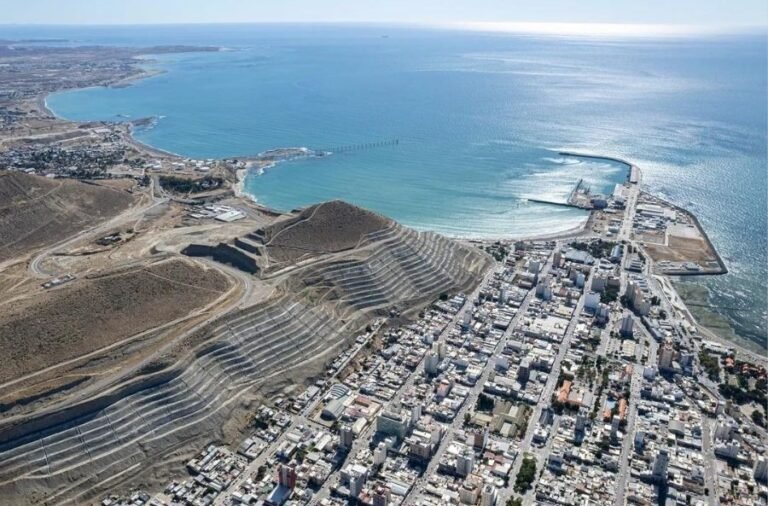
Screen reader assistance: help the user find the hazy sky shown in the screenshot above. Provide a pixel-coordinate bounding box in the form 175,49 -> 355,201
2,0 -> 767,28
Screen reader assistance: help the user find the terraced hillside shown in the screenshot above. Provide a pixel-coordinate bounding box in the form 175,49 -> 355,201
289,223 -> 488,315
0,171 -> 136,262
0,201 -> 492,505
0,258 -> 232,411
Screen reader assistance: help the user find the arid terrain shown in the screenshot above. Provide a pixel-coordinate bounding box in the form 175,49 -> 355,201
0,166 -> 491,504
0,171 -> 137,263
0,258 -> 231,397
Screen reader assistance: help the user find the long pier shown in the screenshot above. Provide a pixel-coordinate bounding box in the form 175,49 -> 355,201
320,139 -> 399,153
567,178 -> 584,203
526,198 -> 583,209
527,178 -> 591,209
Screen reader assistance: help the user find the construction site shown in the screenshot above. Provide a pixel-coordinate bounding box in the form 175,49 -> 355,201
0,170 -> 492,505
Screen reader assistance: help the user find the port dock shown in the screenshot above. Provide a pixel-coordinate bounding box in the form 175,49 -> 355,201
527,178 -> 592,209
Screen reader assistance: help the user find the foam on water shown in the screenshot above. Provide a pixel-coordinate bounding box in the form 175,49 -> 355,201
40,24 -> 767,347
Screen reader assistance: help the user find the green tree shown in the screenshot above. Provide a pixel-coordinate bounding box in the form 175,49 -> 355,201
514,456 -> 537,493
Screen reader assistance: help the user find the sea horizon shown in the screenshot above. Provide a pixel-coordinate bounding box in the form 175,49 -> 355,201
30,24 -> 766,350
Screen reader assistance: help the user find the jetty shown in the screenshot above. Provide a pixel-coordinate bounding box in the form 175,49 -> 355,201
558,151 -> 640,184
527,178 -> 592,209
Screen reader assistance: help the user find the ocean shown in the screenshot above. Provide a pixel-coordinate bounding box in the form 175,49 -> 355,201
9,24 -> 766,349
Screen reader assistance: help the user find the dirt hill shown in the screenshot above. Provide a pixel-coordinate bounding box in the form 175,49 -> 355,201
0,171 -> 136,262
263,200 -> 391,264
0,259 -> 230,385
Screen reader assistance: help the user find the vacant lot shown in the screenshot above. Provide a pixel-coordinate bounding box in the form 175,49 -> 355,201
644,235 -> 717,264
0,171 -> 135,262
264,200 -> 390,264
0,259 -> 230,382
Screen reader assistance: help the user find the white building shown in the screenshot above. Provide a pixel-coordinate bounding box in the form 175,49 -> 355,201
456,448 -> 474,477
585,291 -> 601,311
481,484 -> 498,506
340,425 -> 354,450
754,456 -> 768,483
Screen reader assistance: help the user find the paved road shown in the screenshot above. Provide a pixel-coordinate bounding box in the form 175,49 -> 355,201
216,317 -> 386,506
700,417 -> 719,506
505,183 -> 638,505
501,264 -> 589,505
409,255 -> 554,505
613,325 -> 648,506
521,415 -> 561,506
310,266 -> 500,506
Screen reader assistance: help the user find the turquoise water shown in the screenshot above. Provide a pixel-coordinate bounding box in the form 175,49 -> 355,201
24,24 -> 767,348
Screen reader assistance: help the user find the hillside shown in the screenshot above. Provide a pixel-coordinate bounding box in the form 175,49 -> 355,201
0,171 -> 136,262
0,201 -> 492,505
262,200 -> 391,265
0,259 -> 231,387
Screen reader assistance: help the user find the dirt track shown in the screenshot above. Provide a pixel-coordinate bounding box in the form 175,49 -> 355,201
0,258 -> 230,384
0,171 -> 136,262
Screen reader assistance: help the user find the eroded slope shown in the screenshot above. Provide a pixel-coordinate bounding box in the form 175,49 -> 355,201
0,201 -> 492,505
0,171 -> 136,262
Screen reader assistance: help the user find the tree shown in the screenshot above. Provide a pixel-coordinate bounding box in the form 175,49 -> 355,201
620,295 -> 630,308
738,374 -> 749,390
476,393 -> 495,412
514,456 -> 537,493
699,351 -> 721,382
602,287 -> 619,304
506,498 -> 523,506
751,409 -> 766,428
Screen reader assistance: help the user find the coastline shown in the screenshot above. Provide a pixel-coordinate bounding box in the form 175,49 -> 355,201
35,52 -> 761,360
670,279 -> 767,362
109,67 -> 166,88
643,191 -> 728,276
234,167 -> 257,203
123,122 -> 184,159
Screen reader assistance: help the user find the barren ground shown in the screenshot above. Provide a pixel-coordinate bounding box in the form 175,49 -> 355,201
0,171 -> 137,262
0,258 -> 230,384
264,200 -> 391,264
